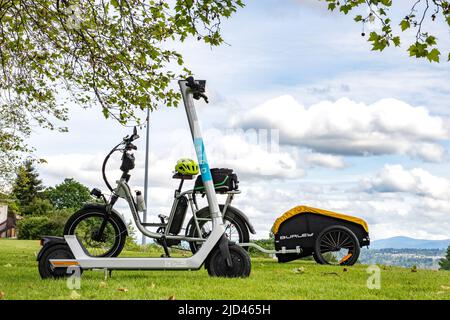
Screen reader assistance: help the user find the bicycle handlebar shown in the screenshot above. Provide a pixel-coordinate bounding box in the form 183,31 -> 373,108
102,127 -> 140,192
123,126 -> 139,144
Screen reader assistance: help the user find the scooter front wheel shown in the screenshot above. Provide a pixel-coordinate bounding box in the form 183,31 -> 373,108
206,245 -> 251,278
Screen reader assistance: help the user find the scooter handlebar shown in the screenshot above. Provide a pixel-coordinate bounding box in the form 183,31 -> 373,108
185,76 -> 209,103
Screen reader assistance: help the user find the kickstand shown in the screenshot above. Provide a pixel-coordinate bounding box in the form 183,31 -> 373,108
104,268 -> 113,280
160,236 -> 171,258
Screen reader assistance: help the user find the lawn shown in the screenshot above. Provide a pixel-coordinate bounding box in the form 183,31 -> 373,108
0,239 -> 449,300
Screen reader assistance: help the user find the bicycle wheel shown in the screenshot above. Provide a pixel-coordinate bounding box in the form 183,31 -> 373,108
64,208 -> 127,257
313,225 -> 360,266
186,205 -> 249,254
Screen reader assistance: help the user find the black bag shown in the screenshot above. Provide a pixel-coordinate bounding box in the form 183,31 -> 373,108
194,168 -> 239,194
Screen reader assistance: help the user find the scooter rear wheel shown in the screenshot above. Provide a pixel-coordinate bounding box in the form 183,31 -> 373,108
38,244 -> 82,279
206,245 -> 251,278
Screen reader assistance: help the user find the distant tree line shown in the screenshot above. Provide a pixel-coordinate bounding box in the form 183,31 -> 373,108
4,160 -> 92,239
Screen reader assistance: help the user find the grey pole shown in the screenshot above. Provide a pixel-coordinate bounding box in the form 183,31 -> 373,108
142,106 -> 150,245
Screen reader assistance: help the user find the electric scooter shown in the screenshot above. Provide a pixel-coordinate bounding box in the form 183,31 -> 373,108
37,77 -> 252,278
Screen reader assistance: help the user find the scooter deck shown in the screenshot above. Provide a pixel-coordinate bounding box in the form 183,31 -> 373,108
50,231 -> 222,270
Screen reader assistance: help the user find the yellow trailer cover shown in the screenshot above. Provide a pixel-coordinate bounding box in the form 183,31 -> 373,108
272,205 -> 369,235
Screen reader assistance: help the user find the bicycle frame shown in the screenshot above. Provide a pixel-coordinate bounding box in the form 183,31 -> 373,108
148,188 -> 239,239
114,179 -> 192,241
50,79 -> 226,270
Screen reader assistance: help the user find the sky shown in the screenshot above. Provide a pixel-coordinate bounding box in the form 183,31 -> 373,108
29,0 -> 450,241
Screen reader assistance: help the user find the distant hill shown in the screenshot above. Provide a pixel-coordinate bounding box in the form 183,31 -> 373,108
371,236 -> 450,249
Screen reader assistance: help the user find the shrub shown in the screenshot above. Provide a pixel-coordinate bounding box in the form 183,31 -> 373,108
17,216 -> 61,239
17,209 -> 73,239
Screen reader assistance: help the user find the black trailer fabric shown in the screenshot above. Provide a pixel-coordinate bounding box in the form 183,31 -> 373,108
272,206 -> 370,263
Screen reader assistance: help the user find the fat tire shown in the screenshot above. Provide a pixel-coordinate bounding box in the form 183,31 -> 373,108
207,245 -> 251,278
64,208 -> 127,257
313,225 -> 360,266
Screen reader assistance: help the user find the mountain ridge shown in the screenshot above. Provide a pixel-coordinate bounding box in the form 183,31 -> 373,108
371,236 -> 450,249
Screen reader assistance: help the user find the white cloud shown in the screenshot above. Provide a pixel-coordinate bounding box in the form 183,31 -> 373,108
300,69 -> 450,115
304,152 -> 346,169
362,164 -> 450,200
204,129 -> 304,179
235,68 -> 450,120
236,95 -> 448,162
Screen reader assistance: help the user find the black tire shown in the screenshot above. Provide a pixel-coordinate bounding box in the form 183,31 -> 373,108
207,245 -> 251,278
38,244 -> 82,279
312,252 -> 322,264
64,208 -> 127,257
186,205 -> 250,254
313,225 -> 360,266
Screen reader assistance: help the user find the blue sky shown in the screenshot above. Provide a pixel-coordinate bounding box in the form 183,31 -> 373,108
30,0 -> 450,241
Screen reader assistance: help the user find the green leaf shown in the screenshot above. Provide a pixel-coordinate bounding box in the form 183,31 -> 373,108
368,32 -> 379,42
408,42 -> 428,58
340,5 -> 350,14
425,35 -> 437,46
400,20 -> 410,31
427,48 -> 440,63
102,108 -> 110,119
110,0 -> 119,9
354,15 -> 363,22
392,36 -> 400,47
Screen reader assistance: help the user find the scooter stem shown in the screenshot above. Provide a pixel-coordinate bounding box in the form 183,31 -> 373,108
178,79 -> 222,226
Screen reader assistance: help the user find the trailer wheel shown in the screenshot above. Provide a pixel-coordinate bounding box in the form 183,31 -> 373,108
313,225 -> 360,266
312,252 -> 322,264
206,245 -> 251,278
38,244 -> 82,279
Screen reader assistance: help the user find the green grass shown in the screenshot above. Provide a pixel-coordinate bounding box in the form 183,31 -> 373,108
0,239 -> 449,300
